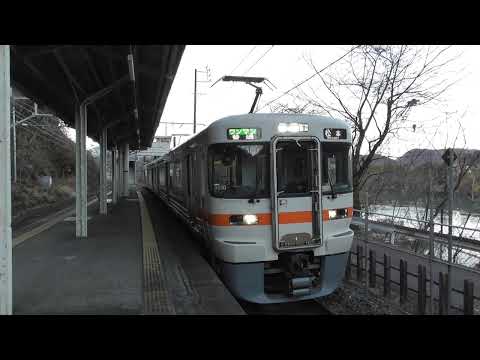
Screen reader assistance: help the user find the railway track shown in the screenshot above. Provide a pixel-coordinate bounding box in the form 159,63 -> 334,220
239,299 -> 332,315
144,188 -> 334,315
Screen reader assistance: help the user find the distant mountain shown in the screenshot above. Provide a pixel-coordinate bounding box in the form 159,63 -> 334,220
360,148 -> 480,169
398,148 -> 480,167
398,149 -> 443,167
360,154 -> 398,168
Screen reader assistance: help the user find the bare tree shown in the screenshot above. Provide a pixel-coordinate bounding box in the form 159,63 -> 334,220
287,45 -> 460,209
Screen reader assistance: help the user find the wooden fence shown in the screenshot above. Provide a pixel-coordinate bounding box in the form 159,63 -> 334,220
346,244 -> 477,315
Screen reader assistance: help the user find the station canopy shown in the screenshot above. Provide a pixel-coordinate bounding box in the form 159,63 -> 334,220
11,45 -> 185,150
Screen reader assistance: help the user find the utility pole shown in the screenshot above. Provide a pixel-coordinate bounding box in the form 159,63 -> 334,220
428,168 -> 434,314
447,149 -> 454,315
193,68 -> 197,134
472,171 -> 475,201
440,148 -> 456,314
193,66 -> 211,135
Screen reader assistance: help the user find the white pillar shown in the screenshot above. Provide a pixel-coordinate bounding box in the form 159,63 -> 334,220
0,45 -> 12,314
118,148 -> 123,197
123,143 -> 129,197
11,92 -> 16,184
99,127 -> 107,215
75,105 -> 88,238
112,147 -> 117,204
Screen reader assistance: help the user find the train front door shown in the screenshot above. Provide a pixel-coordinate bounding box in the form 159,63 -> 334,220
271,137 -> 322,251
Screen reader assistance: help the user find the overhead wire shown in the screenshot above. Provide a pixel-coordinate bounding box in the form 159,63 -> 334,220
15,104 -> 74,148
241,45 -> 275,76
20,122 -> 72,148
19,126 -> 73,152
229,46 -> 257,75
13,98 -> 98,157
255,45 -> 362,112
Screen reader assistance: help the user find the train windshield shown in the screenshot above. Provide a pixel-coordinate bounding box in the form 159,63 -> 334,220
321,142 -> 352,194
209,143 -> 270,198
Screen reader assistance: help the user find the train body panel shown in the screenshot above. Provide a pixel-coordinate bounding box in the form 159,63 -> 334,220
145,113 -> 354,303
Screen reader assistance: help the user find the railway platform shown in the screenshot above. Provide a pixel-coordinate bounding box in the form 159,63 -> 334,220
13,187 -> 244,315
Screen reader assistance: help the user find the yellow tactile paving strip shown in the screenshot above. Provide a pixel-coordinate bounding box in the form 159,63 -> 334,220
137,190 -> 176,314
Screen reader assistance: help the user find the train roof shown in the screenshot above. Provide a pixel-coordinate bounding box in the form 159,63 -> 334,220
145,113 -> 351,168
209,113 -> 348,128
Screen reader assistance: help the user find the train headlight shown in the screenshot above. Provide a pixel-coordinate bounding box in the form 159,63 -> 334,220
328,210 -> 337,220
324,208 -> 352,221
229,214 -> 259,225
243,214 -> 258,225
278,122 -> 309,133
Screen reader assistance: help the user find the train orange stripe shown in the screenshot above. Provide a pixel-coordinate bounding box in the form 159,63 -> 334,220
347,207 -> 353,217
278,211 -> 312,224
322,210 -> 330,221
208,212 -> 317,225
208,213 -> 272,226
208,214 -> 231,226
257,213 -> 273,225
207,207 -> 353,226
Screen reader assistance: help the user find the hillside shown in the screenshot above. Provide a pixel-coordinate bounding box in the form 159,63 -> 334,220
12,117 -> 99,220
367,148 -> 480,168
363,148 -> 480,212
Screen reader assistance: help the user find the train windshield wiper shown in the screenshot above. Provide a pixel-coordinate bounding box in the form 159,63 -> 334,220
327,170 -> 337,199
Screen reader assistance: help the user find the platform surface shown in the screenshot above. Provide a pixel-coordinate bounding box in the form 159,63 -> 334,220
140,188 -> 245,315
13,187 -> 245,315
13,193 -> 143,315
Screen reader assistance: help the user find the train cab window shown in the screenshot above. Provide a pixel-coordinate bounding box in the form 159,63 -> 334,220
208,143 -> 270,198
321,142 -> 352,194
276,140 -> 316,196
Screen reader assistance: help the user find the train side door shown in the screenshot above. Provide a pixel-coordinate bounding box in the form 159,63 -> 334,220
271,136 -> 322,251
186,153 -> 195,215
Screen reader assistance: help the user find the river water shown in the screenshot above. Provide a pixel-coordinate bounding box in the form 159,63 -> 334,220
368,205 -> 480,240
365,205 -> 480,267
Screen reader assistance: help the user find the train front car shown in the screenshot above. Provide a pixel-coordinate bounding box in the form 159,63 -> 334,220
208,114 -> 353,303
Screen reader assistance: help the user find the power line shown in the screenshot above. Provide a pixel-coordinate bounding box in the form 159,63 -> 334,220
20,126 -> 73,152
256,45 -> 361,112
22,123 -> 71,148
229,46 -> 257,75
242,45 -> 275,76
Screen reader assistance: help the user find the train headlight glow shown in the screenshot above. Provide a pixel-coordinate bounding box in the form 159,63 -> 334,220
229,214 -> 259,225
243,214 -> 258,225
328,210 -> 337,219
278,122 -> 309,133
324,208 -> 352,221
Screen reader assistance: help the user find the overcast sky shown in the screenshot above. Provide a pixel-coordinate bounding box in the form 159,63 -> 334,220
157,45 -> 480,158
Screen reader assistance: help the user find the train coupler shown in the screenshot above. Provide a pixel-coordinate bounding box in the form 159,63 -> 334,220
288,276 -> 314,296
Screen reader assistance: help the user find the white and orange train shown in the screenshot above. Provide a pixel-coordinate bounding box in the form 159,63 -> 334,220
145,113 -> 354,303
